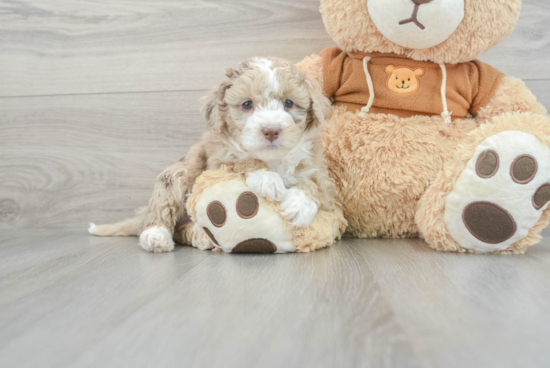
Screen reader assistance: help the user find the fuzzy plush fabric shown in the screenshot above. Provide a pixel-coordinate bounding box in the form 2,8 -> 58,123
321,0 -> 521,64
477,76 -> 548,122
322,106 -> 477,238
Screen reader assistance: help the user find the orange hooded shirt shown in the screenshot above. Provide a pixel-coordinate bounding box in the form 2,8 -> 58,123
320,47 -> 504,120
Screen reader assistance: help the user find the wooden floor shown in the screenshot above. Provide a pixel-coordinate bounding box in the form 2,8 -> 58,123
2,0 -> 550,367
1,231 -> 550,368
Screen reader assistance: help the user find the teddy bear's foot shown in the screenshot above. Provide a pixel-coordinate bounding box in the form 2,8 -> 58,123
193,179 -> 295,253
444,130 -> 550,253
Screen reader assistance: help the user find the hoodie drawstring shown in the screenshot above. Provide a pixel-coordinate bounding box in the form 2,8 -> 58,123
361,56 -> 375,114
439,63 -> 452,124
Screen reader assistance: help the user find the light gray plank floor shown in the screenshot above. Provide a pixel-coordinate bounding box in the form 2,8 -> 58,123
1,230 -> 550,368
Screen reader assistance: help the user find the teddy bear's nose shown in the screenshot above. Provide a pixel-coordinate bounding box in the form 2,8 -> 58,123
402,80 -> 406,85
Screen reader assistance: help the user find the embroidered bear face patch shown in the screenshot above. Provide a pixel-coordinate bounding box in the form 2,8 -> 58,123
385,65 -> 425,95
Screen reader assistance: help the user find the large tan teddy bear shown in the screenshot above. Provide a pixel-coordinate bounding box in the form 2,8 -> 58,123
296,0 -> 550,254
189,0 -> 550,254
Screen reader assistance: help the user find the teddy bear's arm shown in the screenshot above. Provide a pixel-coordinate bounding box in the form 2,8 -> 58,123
476,76 -> 548,122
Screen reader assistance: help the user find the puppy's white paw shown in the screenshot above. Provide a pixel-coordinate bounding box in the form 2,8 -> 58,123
139,226 -> 175,253
279,188 -> 318,228
246,170 -> 286,201
191,224 -> 215,250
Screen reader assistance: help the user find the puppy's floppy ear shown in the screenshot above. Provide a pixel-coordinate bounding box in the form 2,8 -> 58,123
199,67 -> 235,134
305,76 -> 331,129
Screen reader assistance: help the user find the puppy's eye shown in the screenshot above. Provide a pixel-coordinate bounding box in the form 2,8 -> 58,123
284,100 -> 294,109
242,101 -> 253,110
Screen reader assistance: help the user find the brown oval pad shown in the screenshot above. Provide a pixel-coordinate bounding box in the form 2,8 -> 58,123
236,192 -> 259,219
203,227 -> 219,246
232,238 -> 277,253
511,154 -> 538,184
207,201 -> 227,227
476,150 -> 499,178
533,184 -> 550,210
462,201 -> 517,244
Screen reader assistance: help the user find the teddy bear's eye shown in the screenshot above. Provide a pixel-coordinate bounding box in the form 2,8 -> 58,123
408,78 -> 410,81
396,77 -> 398,80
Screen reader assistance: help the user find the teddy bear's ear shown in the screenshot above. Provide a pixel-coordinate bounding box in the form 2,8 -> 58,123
305,77 -> 331,130
414,68 -> 425,76
385,65 -> 396,74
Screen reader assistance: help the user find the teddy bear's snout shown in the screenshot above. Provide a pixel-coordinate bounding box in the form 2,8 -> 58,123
411,0 -> 433,5
400,0 -> 434,30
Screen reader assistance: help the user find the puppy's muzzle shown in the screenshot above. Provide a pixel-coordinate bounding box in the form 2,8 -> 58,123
262,128 -> 280,143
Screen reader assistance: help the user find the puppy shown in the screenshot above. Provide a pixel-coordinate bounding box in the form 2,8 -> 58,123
90,57 -> 336,253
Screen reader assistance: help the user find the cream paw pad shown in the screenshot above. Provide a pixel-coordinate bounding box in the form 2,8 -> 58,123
445,130 -> 550,253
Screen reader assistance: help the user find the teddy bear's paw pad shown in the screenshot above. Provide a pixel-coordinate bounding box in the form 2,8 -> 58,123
207,201 -> 227,227
194,180 -> 295,253
232,238 -> 277,253
462,202 -> 517,244
475,150 -> 499,178
510,155 -> 537,184
236,192 -> 259,219
533,184 -> 550,210
202,227 -> 219,246
191,224 -> 216,250
445,131 -> 550,253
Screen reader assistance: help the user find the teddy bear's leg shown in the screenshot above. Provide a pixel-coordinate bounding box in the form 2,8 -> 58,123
187,171 -> 296,253
292,203 -> 347,253
187,169 -> 344,253
417,113 -> 550,254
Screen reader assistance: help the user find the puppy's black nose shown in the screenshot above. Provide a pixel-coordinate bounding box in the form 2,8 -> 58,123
262,128 -> 280,143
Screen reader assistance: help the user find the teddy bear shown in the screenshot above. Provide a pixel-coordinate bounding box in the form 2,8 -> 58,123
189,0 -> 550,254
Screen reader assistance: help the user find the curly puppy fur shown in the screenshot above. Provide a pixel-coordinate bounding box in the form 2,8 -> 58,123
90,57 -> 338,253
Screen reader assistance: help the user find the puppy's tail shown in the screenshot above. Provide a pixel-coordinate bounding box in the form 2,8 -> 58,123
88,207 -> 146,237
